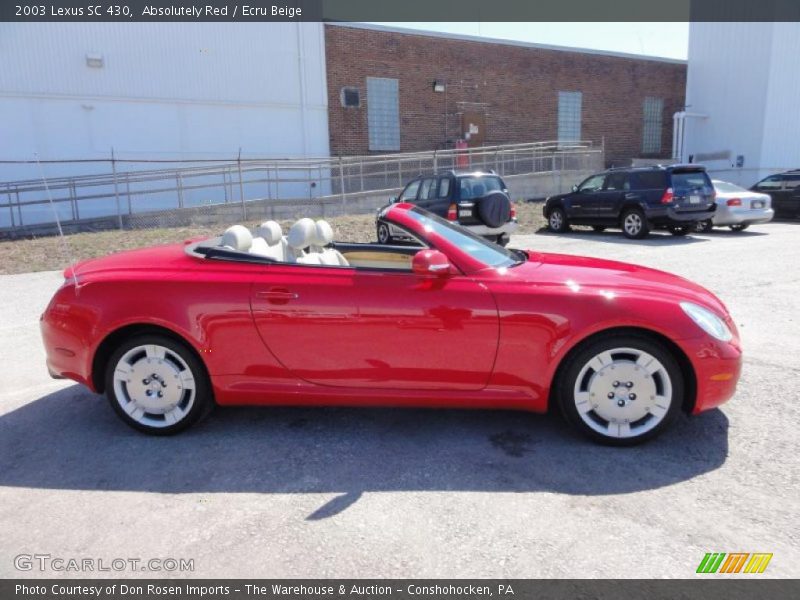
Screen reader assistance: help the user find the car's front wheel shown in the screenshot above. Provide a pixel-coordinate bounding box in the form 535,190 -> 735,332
377,221 -> 393,244
105,334 -> 213,435
696,219 -> 714,233
547,206 -> 570,233
556,334 -> 683,445
621,208 -> 649,239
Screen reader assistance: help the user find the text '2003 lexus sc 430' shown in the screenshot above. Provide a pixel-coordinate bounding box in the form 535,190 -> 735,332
41,204 -> 742,445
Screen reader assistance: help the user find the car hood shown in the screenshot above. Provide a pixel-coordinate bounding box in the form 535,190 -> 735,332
500,251 -> 729,315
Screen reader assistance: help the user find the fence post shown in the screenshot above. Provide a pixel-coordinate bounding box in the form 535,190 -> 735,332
433,150 -> 438,173
237,148 -> 246,221
176,173 -> 185,209
6,184 -> 14,229
339,156 -> 346,210
111,148 -> 123,230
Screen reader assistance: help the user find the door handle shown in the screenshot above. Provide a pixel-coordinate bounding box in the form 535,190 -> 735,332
256,289 -> 299,302
624,193 -> 637,200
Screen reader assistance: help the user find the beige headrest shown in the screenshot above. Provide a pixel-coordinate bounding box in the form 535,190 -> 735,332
287,218 -> 316,250
314,220 -> 334,246
221,225 -> 252,252
256,221 -> 282,246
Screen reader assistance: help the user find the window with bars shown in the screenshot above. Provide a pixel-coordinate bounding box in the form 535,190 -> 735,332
642,96 -> 664,154
367,77 -> 400,151
557,91 -> 582,144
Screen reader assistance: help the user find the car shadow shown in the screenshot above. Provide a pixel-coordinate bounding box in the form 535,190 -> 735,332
535,227 -> 710,246
0,385 -> 729,519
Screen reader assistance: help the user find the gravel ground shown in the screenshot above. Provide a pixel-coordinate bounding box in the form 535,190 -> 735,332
0,203 -> 548,274
0,220 -> 798,579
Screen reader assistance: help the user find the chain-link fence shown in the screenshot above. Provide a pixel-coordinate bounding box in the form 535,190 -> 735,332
0,141 -> 603,239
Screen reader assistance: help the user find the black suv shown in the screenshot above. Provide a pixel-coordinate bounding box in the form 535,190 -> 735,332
377,169 -> 517,246
750,170 -> 800,218
543,165 -> 717,239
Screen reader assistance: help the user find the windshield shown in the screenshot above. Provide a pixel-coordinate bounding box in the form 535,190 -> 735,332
459,175 -> 505,199
713,180 -> 746,193
406,207 -> 518,268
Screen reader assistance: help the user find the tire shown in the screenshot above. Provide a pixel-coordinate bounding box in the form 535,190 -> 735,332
668,225 -> 691,236
495,234 -> 510,247
621,208 -> 649,239
105,334 -> 213,435
695,219 -> 714,233
547,206 -> 570,233
477,192 -> 512,228
555,333 -> 684,446
377,221 -> 392,244
592,226 -> 606,232
730,223 -> 749,232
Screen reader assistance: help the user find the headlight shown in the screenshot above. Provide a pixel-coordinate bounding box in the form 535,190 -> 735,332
680,302 -> 733,342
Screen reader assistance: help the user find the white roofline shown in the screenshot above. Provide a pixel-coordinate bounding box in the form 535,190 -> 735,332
327,22 -> 687,65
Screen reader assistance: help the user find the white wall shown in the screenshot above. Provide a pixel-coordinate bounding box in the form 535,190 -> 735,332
683,22 -> 800,186
0,22 -> 330,184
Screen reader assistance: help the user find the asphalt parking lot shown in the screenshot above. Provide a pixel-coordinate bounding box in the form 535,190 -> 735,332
1,221 -> 798,578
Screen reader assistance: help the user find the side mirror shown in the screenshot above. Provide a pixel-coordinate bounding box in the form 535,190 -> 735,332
412,249 -> 452,277
571,184 -> 578,192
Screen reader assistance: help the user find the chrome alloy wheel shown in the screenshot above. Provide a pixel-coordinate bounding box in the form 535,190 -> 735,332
623,212 -> 643,237
572,347 -> 673,439
549,210 -> 563,230
112,344 -> 196,428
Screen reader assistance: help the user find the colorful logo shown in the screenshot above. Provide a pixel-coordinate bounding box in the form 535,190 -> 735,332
697,552 -> 773,574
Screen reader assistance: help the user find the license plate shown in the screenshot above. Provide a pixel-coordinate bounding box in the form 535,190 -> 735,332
752,200 -> 764,208
458,209 -> 472,218
689,195 -> 701,204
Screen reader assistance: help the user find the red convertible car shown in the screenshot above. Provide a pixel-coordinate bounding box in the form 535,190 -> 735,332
41,203 -> 742,445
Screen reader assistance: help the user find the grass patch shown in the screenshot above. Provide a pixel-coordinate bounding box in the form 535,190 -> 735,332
0,202 -> 547,275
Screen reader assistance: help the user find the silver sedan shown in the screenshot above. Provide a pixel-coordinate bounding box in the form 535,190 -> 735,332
696,180 -> 774,232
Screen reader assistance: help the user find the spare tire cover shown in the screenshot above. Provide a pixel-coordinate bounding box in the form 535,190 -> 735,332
478,192 -> 512,228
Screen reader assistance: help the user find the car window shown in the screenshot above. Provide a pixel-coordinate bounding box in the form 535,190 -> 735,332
578,174 -> 606,193
399,180 -> 421,202
604,173 -> 629,191
418,178 -> 435,201
784,174 -> 800,188
754,175 -> 783,190
713,181 -> 746,193
405,207 -> 517,269
671,170 -> 714,194
437,177 -> 451,198
459,176 -> 505,200
629,171 -> 668,190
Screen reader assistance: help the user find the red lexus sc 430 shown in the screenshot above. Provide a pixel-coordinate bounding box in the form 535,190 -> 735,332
41,204 -> 741,445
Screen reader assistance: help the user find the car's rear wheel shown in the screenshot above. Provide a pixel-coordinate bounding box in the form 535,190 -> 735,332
668,224 -> 691,236
695,219 -> 714,233
105,334 -> 213,435
377,221 -> 392,244
621,209 -> 649,239
496,234 -> 510,247
730,223 -> 749,232
548,206 -> 570,233
556,334 -> 683,445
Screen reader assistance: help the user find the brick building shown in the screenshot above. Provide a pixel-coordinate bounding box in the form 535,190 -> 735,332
325,24 -> 687,166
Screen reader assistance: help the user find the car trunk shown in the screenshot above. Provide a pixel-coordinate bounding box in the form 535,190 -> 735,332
670,169 -> 716,213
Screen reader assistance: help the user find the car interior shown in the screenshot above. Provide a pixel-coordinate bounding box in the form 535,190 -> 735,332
186,218 -> 425,271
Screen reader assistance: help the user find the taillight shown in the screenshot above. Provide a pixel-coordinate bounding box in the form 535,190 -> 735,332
447,203 -> 458,221
726,198 -> 742,207
510,203 -> 517,219
660,187 -> 674,204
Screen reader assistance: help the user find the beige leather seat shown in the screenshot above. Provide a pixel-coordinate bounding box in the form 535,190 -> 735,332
221,225 -> 252,252
312,220 -> 349,266
286,218 -> 322,264
250,221 -> 286,261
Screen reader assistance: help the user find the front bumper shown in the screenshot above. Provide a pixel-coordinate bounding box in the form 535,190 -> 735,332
676,335 -> 742,414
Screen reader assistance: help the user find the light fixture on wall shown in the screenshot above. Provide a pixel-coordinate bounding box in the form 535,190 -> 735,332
85,53 -> 104,68
433,80 -> 446,93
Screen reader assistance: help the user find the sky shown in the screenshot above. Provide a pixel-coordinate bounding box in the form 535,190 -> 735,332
369,22 -> 689,60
